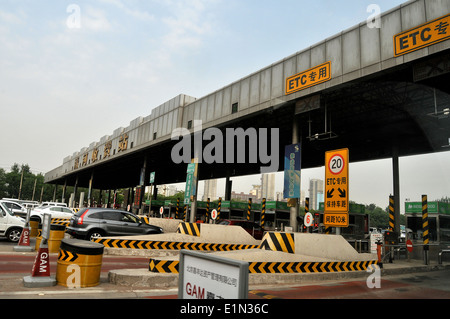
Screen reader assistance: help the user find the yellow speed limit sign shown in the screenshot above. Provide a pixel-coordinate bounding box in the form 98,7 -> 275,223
325,149 -> 349,216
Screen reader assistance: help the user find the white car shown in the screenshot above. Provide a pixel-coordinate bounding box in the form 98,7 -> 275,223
40,202 -> 68,208
30,205 -> 75,223
0,200 -> 27,218
0,201 -> 25,242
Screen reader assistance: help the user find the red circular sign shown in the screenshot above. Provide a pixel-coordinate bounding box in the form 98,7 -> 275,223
328,154 -> 345,175
406,239 -> 413,252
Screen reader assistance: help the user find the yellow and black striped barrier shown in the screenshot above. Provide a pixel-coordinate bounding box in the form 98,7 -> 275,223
148,257 -> 377,274
51,218 -> 70,227
176,222 -> 201,237
259,232 -> 295,254
248,260 -> 377,273
56,239 -> 104,288
389,196 -> 395,231
261,198 -> 266,228
422,194 -> 429,250
149,259 -> 179,273
93,238 -> 259,251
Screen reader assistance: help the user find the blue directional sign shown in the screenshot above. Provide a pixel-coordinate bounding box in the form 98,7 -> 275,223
283,143 -> 301,199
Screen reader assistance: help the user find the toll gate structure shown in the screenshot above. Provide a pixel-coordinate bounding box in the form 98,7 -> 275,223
46,0 -> 450,235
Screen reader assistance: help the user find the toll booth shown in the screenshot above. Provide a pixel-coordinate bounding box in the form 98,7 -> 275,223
405,201 -> 450,261
193,200 -> 290,231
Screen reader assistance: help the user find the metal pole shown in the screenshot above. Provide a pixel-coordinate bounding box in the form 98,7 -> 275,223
392,146 -> 401,235
422,194 -> 429,265
290,116 -> 299,232
261,198 -> 266,228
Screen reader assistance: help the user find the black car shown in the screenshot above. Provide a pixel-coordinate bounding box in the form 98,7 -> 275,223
66,208 -> 163,241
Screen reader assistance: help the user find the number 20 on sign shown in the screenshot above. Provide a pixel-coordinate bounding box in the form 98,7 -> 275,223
325,148 -> 349,216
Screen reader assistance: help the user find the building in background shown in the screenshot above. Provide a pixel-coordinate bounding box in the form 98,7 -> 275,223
309,179 -> 324,210
250,184 -> 261,200
261,173 -> 275,200
202,179 -> 217,201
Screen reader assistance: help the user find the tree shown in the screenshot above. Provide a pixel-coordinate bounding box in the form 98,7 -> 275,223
363,202 -> 406,229
0,168 -> 7,198
1,163 -> 55,202
365,204 -> 388,229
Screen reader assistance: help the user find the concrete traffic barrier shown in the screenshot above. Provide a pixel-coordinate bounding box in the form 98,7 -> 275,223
56,239 -> 105,288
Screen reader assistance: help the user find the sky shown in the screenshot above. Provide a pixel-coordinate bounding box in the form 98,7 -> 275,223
1,0 -> 449,211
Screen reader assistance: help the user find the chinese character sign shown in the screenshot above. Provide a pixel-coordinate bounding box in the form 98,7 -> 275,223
324,148 -> 349,215
394,14 -> 450,57
184,163 -> 197,205
285,61 -> 331,95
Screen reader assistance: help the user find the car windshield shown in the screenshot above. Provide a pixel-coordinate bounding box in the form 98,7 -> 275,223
0,202 -> 14,216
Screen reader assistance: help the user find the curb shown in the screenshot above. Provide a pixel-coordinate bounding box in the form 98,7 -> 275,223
108,262 -> 450,289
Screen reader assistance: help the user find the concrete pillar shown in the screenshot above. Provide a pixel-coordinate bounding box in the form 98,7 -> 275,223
73,175 -> 78,207
61,180 -> 67,203
87,171 -> 94,207
79,192 -> 85,208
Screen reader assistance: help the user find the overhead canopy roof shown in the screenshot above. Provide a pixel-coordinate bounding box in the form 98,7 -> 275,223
45,0 -> 450,190
53,51 -> 450,190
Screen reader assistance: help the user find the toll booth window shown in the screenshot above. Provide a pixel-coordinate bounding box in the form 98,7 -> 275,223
232,102 -> 238,114
439,215 -> 450,243
407,215 -> 437,241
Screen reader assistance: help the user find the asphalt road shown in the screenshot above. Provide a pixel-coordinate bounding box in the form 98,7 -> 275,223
1,238 -> 450,301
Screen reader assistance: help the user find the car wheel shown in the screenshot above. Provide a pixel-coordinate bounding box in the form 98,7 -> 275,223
6,228 -> 22,242
87,230 -> 104,241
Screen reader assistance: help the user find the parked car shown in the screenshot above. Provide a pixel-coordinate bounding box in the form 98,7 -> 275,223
30,205 -> 75,223
218,219 -> 265,239
0,200 -> 27,218
65,208 -> 164,241
0,201 -> 25,242
40,202 -> 68,207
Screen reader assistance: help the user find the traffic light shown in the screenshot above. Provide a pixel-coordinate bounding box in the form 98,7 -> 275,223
314,213 -> 320,229
384,231 -> 398,245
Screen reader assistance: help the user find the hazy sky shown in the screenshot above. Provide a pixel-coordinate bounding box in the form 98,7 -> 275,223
1,0 -> 449,211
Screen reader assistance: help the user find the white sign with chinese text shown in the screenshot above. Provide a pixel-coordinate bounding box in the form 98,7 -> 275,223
178,250 -> 248,300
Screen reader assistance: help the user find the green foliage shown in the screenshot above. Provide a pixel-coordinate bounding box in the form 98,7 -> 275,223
0,164 -> 53,201
364,203 -> 406,229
